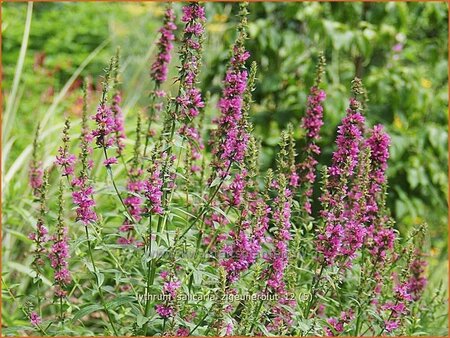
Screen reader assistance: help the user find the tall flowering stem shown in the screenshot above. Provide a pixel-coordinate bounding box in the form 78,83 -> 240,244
72,84 -> 97,225
93,56 -> 139,229
56,118 -> 76,179
316,78 -> 367,267
143,4 -> 206,310
118,114 -> 145,245
49,179 -> 71,320
220,137 -> 267,287
172,3 -> 251,251
257,131 -> 296,334
177,2 -> 206,176
217,59 -> 259,286
28,169 -> 49,329
211,2 -> 250,176
378,224 -> 428,335
29,124 -> 44,196
111,49 -> 126,161
306,79 -> 368,320
156,0 -> 205,225
297,53 -> 326,214
73,82 -> 118,336
364,126 -> 394,271
189,3 -> 252,283
143,4 -> 177,159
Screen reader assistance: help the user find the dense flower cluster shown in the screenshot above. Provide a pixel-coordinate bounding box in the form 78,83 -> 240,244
325,309 -> 354,335
177,3 -> 205,120
221,220 -> 261,284
111,94 -> 126,156
92,103 -> 116,148
49,226 -> 71,297
150,6 -> 177,84
155,271 -> 181,319
317,97 -> 366,265
329,98 -> 366,178
143,164 -> 163,215
29,312 -> 42,327
302,87 -> 326,140
211,9 -> 250,175
262,184 -> 295,332
298,85 -> 326,213
71,101 -> 97,226
177,3 -> 206,173
406,250 -> 428,301
72,183 -> 97,225
365,124 -> 395,264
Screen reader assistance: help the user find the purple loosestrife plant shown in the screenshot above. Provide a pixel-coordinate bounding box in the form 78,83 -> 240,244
220,137 -> 266,285
150,5 -> 177,85
72,86 -> 97,225
262,133 -> 297,334
176,2 -> 206,178
15,4 -> 440,336
55,118 -> 76,178
218,64 -> 259,284
29,124 -> 44,196
143,5 -> 207,306
94,56 -> 141,232
111,52 -> 126,159
195,4 -> 253,279
297,53 -> 326,214
377,224 -> 428,335
211,3 -> 250,176
305,79 -> 369,323
48,180 -> 71,315
317,79 -> 367,267
143,4 -> 177,159
119,114 -> 145,245
28,169 -> 49,330
365,126 -> 395,265
74,83 -> 119,336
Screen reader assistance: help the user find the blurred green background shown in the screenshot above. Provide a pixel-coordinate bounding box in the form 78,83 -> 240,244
2,0 -> 448,328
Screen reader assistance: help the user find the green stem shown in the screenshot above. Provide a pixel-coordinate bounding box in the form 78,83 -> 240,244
142,88 -> 158,164
189,310 -> 210,335
248,285 -> 268,334
59,296 -> 64,324
102,147 -> 140,229
144,214 -> 153,322
85,226 -> 119,336
304,263 -> 324,318
144,118 -> 177,292
3,280 -> 49,335
377,299 -> 399,336
177,162 -> 233,244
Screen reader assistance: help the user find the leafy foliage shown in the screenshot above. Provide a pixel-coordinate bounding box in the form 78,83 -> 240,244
2,2 -> 448,337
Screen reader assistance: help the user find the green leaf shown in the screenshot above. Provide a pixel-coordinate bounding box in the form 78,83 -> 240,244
136,314 -> 149,328
72,304 -> 103,323
107,295 -> 136,309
